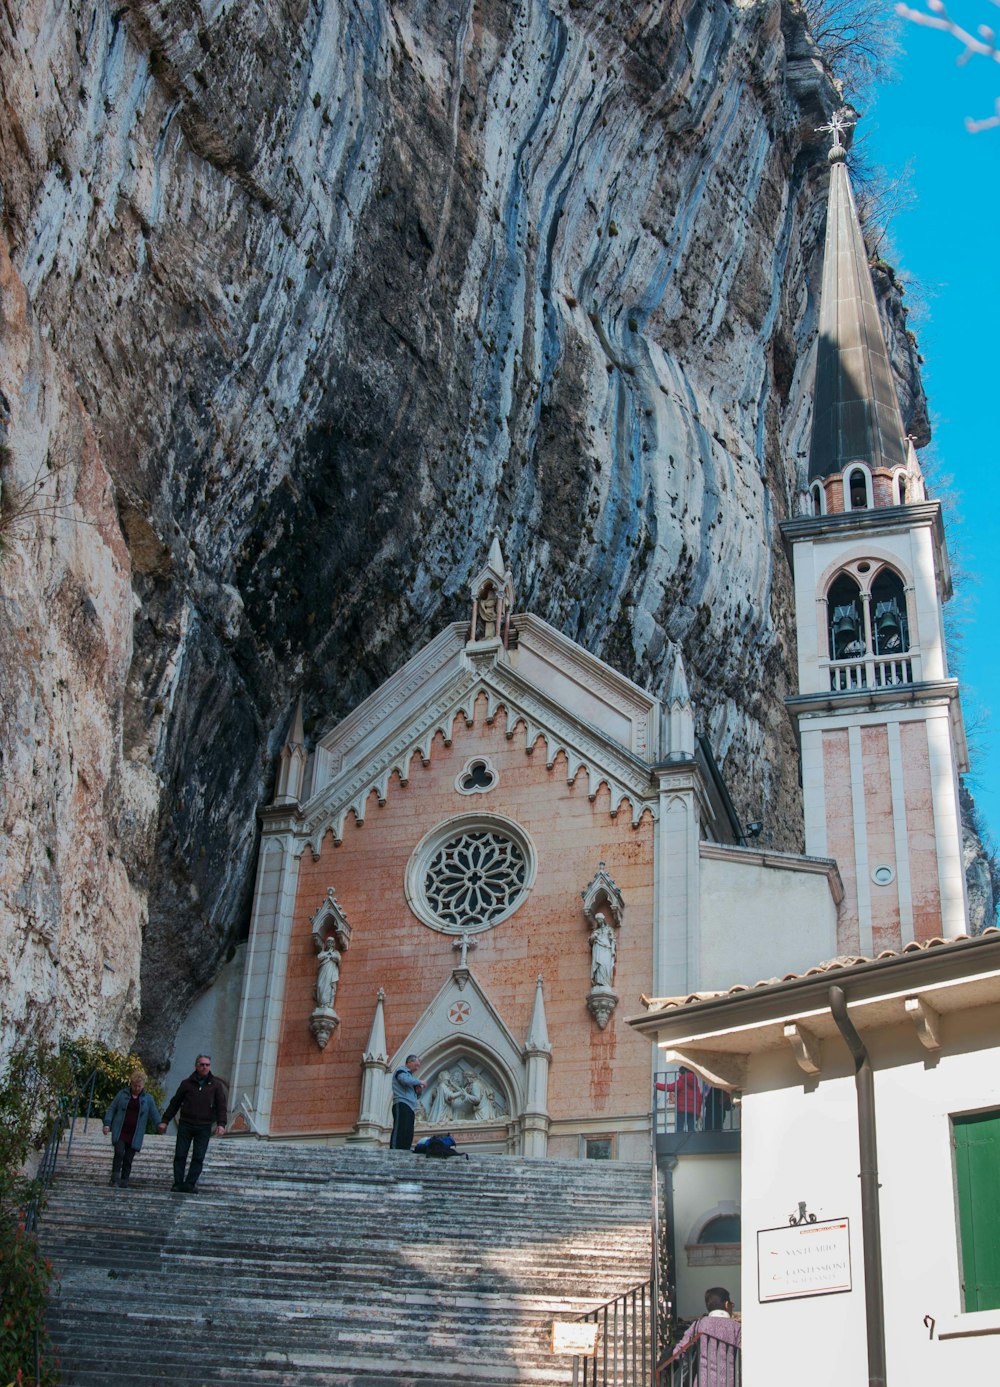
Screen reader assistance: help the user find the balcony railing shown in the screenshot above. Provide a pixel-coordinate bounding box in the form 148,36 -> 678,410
827,653 -> 915,692
653,1070 -> 740,1139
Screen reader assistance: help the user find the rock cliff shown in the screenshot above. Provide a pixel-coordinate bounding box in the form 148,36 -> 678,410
0,1 -> 959,1067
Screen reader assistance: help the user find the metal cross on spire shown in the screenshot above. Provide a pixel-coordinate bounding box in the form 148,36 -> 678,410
816,109 -> 857,149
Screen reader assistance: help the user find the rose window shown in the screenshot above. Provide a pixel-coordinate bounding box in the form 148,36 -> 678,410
424,830 -> 526,928
406,814 -> 536,934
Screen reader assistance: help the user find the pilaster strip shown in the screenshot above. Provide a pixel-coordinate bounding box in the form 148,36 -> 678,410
886,721 -> 914,937
848,724 -> 874,956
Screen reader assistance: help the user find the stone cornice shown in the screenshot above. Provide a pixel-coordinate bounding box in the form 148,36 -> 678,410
699,842 -> 844,904
512,612 -> 659,759
780,501 -> 952,600
779,500 -> 941,542
484,662 -> 657,823
785,678 -> 961,719
314,623 -> 467,771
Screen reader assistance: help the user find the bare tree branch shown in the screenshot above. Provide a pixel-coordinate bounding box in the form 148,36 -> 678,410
800,0 -> 902,97
896,0 -> 1000,129
0,446 -> 93,550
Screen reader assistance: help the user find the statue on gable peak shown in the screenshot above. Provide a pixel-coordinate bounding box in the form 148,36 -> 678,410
468,530 -> 514,648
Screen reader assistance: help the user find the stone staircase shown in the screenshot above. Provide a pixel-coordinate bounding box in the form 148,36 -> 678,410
39,1127 -> 653,1386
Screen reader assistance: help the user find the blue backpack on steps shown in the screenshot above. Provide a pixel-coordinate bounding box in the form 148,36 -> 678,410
413,1134 -> 468,1160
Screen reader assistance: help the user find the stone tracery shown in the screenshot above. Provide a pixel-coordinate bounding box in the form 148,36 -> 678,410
424,828 -> 527,929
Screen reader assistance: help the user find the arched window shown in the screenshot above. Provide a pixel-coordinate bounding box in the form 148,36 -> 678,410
810,482 -> 826,517
698,1214 -> 742,1244
827,573 -> 866,661
871,568 -> 909,655
846,466 -> 871,511
892,470 -> 908,506
685,1204 -> 742,1268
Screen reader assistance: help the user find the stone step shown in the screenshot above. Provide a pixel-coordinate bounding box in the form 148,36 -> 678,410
41,1129 -> 652,1386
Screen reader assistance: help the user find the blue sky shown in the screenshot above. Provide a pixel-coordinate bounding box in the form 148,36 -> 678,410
864,10 -> 999,849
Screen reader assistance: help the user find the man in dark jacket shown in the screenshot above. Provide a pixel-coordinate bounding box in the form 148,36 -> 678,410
157,1054 -> 228,1193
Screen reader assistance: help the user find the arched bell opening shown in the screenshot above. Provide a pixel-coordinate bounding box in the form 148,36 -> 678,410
871,568 -> 909,657
827,573 -> 866,662
844,464 -> 873,512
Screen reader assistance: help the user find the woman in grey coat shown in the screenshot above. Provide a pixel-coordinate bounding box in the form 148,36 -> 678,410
102,1071 -> 162,1188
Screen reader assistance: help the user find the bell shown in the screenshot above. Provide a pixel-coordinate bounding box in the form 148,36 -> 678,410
874,599 -> 903,653
831,604 -> 864,659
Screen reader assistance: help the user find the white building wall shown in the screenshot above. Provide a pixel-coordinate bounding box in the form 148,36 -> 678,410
698,854 -> 838,989
229,834 -> 302,1132
740,1048 -> 868,1387
163,943 -> 246,1102
739,1011 -> 1000,1387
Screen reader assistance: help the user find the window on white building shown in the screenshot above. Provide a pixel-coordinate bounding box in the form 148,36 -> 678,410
953,1108 -> 1000,1313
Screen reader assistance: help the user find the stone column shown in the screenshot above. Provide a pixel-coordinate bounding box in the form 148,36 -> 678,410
522,976 -> 552,1159
351,988 -> 390,1146
230,820 -> 303,1135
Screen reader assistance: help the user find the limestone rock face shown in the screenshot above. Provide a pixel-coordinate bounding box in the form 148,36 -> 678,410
0,1 -> 938,1066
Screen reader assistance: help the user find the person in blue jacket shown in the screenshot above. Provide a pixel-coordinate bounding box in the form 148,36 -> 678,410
102,1070 -> 162,1188
389,1054 -> 426,1150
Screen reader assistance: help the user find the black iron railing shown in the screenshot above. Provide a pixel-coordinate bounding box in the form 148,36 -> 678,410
658,1331 -> 742,1386
17,1068 -> 98,1383
23,1067 -> 97,1234
572,1280 -> 655,1386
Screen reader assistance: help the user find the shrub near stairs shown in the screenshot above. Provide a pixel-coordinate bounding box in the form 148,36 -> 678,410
0,1040 -> 71,1387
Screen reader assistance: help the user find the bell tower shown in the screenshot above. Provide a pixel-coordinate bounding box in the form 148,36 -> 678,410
781,114 -> 969,954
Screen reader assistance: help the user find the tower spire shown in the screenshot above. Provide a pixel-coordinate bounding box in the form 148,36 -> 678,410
808,113 -> 908,485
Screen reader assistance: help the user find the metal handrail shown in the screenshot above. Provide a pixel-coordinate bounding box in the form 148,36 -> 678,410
572,1279 -> 655,1386
17,1068 -> 98,1385
24,1067 -> 98,1235
657,1330 -> 742,1386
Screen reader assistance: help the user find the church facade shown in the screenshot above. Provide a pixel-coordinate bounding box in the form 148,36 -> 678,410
229,542 -> 847,1158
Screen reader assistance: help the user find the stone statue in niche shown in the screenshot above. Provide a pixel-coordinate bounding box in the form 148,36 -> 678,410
475,582 -> 499,641
314,937 -> 342,1010
588,912 -> 617,988
308,899 -> 350,1050
585,907 -> 620,1031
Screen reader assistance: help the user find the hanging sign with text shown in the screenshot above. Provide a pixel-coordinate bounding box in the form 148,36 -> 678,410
757,1217 -> 852,1302
550,1321 -> 599,1356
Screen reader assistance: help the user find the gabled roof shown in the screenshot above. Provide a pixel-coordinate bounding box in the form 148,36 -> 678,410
287,615 -> 664,852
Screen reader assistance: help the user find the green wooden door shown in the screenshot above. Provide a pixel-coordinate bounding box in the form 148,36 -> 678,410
953,1110 -> 1000,1312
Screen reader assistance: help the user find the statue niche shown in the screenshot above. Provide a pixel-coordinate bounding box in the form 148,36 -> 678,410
467,532 -> 514,649
581,862 -> 624,1030
308,888 -> 352,1050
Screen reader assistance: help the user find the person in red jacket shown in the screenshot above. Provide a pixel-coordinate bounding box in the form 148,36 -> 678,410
157,1053 -> 227,1193
663,1067 -> 703,1132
